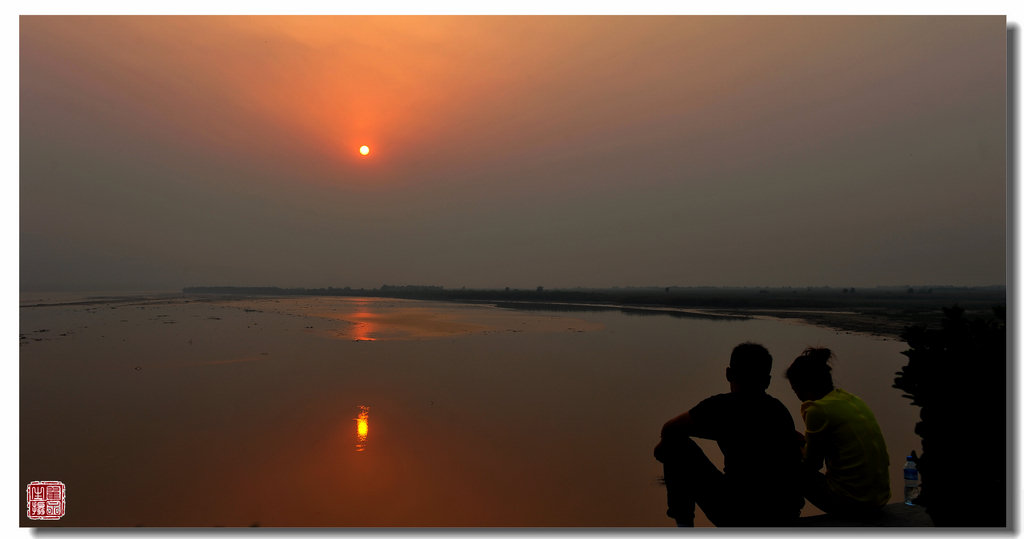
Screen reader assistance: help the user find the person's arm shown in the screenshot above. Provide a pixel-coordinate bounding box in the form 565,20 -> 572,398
654,396 -> 720,461
802,432 -> 826,471
654,411 -> 696,462
800,404 -> 828,471
661,411 -> 695,440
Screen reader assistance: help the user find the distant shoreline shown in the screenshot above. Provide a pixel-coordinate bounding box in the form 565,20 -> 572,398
20,286 -> 1005,339
174,285 -> 1008,338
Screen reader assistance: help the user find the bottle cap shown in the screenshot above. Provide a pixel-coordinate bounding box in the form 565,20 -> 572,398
906,455 -> 914,460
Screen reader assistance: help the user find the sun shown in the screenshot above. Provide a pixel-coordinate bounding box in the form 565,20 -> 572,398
359,145 -> 370,156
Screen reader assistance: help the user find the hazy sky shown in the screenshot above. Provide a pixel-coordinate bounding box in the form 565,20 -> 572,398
20,16 -> 1006,291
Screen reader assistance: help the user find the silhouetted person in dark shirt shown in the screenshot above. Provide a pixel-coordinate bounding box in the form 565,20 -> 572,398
654,342 -> 804,527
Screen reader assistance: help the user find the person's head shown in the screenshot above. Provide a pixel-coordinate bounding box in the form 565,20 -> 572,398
786,347 -> 836,401
726,342 -> 773,392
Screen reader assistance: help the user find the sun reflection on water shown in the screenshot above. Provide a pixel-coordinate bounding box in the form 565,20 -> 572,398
355,406 -> 370,451
351,320 -> 377,341
351,302 -> 378,341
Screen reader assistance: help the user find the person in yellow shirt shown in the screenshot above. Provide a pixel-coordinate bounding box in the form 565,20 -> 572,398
786,347 -> 891,516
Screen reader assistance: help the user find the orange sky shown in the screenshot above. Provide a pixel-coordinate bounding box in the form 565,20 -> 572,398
20,16 -> 1006,290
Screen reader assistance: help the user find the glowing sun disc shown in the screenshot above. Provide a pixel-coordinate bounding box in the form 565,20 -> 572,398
359,145 -> 370,156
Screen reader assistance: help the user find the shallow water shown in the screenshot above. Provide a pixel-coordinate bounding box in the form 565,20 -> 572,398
20,294 -> 919,527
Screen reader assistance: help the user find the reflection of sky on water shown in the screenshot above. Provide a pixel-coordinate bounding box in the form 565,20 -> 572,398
20,295 -> 918,526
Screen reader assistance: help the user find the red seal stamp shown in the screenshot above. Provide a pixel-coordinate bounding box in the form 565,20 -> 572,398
27,481 -> 65,520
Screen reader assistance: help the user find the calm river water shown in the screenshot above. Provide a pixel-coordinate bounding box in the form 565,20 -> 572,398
20,294 -> 919,527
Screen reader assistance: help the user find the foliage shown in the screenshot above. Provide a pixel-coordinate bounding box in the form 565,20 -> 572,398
893,305 -> 1006,527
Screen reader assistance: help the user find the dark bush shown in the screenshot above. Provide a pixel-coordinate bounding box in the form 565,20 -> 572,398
893,305 -> 1006,527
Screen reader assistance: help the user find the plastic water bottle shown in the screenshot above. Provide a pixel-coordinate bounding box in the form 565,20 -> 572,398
903,454 -> 920,505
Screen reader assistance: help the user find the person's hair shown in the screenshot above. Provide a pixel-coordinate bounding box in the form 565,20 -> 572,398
729,342 -> 773,388
785,347 -> 835,394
